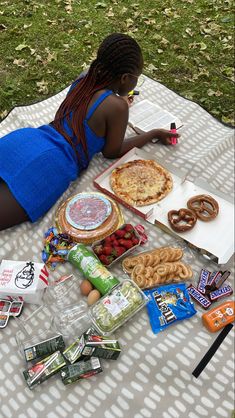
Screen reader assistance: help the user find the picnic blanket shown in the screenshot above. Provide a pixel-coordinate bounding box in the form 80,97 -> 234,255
0,75 -> 234,418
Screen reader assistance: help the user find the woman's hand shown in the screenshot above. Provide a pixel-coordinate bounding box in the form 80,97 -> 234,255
152,128 -> 181,145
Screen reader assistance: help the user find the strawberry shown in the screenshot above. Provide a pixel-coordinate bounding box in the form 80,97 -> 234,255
118,239 -> 127,247
112,246 -> 126,257
115,229 -> 126,238
119,239 -> 133,249
131,237 -> 139,246
99,254 -> 113,265
124,224 -> 134,232
110,233 -> 116,241
93,245 -> 103,255
112,239 -> 119,247
102,245 -> 113,255
124,232 -> 132,239
104,236 -> 112,245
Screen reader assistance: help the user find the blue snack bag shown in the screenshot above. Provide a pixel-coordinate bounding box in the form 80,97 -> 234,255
144,283 -> 197,334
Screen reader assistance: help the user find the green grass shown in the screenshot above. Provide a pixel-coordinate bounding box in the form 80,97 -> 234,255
0,0 -> 234,124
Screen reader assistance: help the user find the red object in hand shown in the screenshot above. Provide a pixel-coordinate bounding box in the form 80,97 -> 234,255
170,122 -> 178,145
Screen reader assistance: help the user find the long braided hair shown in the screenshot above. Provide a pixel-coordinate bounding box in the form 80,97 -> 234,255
51,33 -> 143,168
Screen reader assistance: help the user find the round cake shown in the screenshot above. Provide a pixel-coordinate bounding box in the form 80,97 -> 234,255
55,192 -> 124,244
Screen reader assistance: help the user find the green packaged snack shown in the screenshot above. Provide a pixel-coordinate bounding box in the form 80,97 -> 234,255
63,334 -> 86,364
60,357 -> 102,385
90,280 -> 147,335
67,244 -> 119,295
83,335 -> 121,360
23,351 -> 66,389
24,334 -> 65,362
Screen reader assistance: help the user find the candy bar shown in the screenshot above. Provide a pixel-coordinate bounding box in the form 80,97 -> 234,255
187,285 -> 212,309
214,271 -> 231,289
209,285 -> 233,302
206,271 -> 221,289
197,269 -> 210,294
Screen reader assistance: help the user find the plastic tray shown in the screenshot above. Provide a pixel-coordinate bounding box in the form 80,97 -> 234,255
89,279 -> 147,336
91,224 -> 141,267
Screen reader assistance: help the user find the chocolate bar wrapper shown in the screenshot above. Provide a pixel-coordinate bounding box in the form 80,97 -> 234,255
197,269 -> 210,294
209,285 -> 233,302
23,351 -> 66,389
60,357 -> 102,385
214,271 -> 231,289
187,285 -> 212,309
24,334 -> 65,362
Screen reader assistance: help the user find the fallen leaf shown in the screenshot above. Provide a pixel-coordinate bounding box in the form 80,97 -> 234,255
13,59 -> 27,67
36,80 -> 49,94
185,28 -> 194,36
199,42 -> 207,50
95,2 -> 107,8
15,43 -> 28,51
23,23 -> 32,29
207,89 -> 223,97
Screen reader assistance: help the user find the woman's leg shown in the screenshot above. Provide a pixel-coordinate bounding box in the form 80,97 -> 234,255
0,179 -> 29,231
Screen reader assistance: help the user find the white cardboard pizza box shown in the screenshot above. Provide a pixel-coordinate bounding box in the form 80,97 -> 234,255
94,147 -> 234,265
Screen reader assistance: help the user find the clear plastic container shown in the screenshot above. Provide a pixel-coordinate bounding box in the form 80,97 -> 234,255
51,301 -> 92,342
43,274 -> 81,308
122,240 -> 195,289
89,279 -> 147,336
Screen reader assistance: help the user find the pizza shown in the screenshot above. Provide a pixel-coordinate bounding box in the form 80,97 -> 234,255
110,159 -> 173,206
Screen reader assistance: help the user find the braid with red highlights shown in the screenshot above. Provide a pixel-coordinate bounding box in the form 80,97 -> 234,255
51,33 -> 142,168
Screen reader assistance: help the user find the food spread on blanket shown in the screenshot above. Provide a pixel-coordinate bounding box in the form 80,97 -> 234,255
1,180 -> 233,393
55,192 -> 124,244
110,159 -> 173,206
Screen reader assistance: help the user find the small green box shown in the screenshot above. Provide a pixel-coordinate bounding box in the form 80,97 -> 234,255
23,351 -> 66,389
60,357 -> 102,385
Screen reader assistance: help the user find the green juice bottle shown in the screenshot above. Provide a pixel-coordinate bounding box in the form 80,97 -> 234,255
67,244 -> 120,295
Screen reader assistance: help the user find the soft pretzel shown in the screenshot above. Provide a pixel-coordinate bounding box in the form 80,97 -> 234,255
168,208 -> 197,232
187,194 -> 219,221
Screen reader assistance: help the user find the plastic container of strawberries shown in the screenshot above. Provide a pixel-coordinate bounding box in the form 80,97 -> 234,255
91,224 -> 141,267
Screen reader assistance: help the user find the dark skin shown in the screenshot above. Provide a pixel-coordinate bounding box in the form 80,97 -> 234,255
0,68 -> 180,230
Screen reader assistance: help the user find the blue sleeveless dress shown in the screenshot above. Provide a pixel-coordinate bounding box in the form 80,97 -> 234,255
0,89 -> 113,222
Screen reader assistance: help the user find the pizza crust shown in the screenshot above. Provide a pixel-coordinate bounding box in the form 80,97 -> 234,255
110,159 -> 173,206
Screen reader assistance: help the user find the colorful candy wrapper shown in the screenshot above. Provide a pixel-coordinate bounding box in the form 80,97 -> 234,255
144,283 -> 197,334
42,227 -> 76,270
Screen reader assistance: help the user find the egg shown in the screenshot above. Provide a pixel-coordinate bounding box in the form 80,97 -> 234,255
87,289 -> 101,306
80,279 -> 93,296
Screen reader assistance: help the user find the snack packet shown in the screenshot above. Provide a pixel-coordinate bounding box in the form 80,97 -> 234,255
144,283 -> 196,334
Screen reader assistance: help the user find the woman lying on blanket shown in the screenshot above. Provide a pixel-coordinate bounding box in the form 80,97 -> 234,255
0,33 -> 179,230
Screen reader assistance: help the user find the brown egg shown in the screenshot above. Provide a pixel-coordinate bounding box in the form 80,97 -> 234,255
80,279 -> 93,296
87,289 -> 101,306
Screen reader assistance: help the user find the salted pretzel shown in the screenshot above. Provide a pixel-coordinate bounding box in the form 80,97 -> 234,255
187,194 -> 219,221
168,208 -> 197,232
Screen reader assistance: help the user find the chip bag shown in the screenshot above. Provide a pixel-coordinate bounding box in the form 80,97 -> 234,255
144,283 -> 196,334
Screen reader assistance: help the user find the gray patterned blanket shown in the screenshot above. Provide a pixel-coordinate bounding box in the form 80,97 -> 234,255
0,76 -> 234,418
